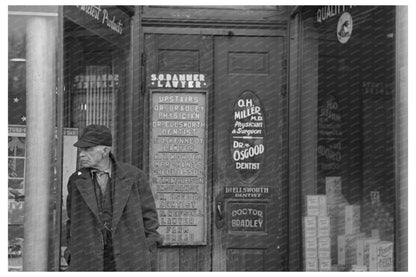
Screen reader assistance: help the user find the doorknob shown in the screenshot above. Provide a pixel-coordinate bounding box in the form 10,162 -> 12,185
215,194 -> 225,229
217,203 -> 223,220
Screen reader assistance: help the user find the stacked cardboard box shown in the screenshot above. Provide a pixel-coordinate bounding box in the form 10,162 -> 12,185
303,216 -> 318,271
356,237 -> 380,269
318,237 -> 331,271
369,241 -> 393,271
337,204 -> 365,268
325,177 -> 349,263
303,195 -> 330,271
338,205 -> 361,235
305,258 -> 318,271
306,195 -> 327,216
337,232 -> 365,266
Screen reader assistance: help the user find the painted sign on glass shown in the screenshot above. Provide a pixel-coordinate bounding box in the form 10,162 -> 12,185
150,91 -> 207,245
318,95 -> 342,172
228,202 -> 266,232
231,91 -> 265,182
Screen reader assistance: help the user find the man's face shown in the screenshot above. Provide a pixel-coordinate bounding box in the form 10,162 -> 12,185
78,145 -> 106,168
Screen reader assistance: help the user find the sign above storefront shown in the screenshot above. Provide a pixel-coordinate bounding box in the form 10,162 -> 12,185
315,6 -> 354,24
64,6 -> 131,50
76,6 -> 124,35
149,73 -> 208,89
337,12 -> 353,44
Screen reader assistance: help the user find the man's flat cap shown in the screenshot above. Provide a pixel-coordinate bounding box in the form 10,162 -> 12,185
73,124 -> 112,148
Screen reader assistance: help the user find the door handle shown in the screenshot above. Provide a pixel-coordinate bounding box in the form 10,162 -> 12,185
215,194 -> 225,229
217,203 -> 223,220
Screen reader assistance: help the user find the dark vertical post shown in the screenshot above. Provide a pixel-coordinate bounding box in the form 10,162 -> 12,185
132,6 -> 143,169
288,8 -> 302,271
52,6 -> 65,271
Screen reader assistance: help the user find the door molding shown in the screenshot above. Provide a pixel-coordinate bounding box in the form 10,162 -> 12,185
143,26 -> 286,37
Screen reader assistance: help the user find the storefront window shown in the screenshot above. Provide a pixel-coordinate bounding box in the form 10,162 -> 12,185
8,14 -> 30,271
300,6 -> 396,271
8,9 -> 59,270
63,20 -> 118,130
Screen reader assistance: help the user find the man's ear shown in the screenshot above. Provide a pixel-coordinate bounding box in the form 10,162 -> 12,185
103,146 -> 111,156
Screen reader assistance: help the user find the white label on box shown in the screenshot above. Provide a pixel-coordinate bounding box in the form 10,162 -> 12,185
306,195 -> 328,217
303,216 -> 317,238
305,249 -> 318,259
304,237 -> 318,259
305,258 -> 318,271
369,241 -> 393,271
318,237 -> 331,251
319,258 -> 331,271
306,195 -> 320,216
318,216 -> 330,237
305,237 -> 318,250
318,249 -> 331,259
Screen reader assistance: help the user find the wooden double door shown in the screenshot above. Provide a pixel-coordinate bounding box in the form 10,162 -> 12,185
145,33 -> 287,271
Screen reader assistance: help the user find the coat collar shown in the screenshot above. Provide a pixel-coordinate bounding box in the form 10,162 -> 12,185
74,153 -> 134,232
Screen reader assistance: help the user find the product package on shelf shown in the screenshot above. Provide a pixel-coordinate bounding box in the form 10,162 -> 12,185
319,258 -> 331,271
304,237 -> 318,259
306,195 -> 327,216
305,258 -> 318,271
325,177 -> 349,263
356,237 -> 380,268
361,191 -> 394,243
338,205 -> 361,235
303,194 -> 333,271
337,233 -> 366,267
303,194 -> 329,271
369,241 -> 393,271
303,216 -> 317,238
318,237 -> 331,259
317,216 -> 330,238
303,217 -> 318,271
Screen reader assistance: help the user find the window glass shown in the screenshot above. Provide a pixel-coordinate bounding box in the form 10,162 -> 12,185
301,6 -> 396,272
8,14 -> 29,271
63,19 -> 119,130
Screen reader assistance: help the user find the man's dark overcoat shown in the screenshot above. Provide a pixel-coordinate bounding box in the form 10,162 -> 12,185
65,154 -> 161,271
